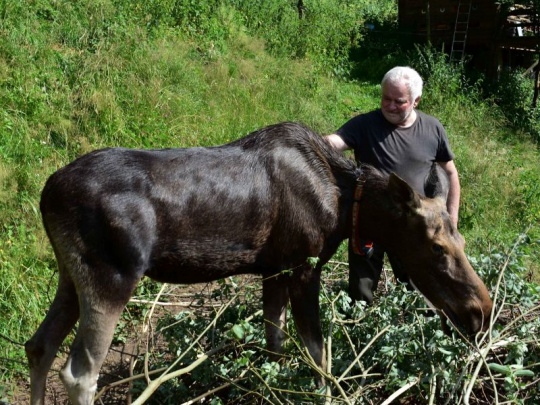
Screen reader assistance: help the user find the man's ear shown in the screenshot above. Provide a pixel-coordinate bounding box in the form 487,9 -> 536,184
413,96 -> 421,108
388,173 -> 421,217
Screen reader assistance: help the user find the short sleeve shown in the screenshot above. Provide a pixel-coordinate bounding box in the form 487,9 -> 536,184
335,115 -> 365,149
435,123 -> 455,162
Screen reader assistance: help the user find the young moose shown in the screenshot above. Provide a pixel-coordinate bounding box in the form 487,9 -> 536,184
26,122 -> 493,404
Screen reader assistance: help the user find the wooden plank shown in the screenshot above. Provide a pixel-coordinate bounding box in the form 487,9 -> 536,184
523,60 -> 539,76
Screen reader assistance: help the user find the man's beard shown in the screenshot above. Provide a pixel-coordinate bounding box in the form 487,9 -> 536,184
382,108 -> 413,126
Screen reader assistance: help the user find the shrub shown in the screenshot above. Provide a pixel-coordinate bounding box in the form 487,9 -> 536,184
486,70 -> 540,144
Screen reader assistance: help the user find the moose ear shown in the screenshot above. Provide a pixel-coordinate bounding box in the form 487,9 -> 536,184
388,173 -> 421,215
424,162 -> 449,201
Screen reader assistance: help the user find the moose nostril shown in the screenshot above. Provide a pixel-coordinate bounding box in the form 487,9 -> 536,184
469,305 -> 492,335
469,316 -> 482,335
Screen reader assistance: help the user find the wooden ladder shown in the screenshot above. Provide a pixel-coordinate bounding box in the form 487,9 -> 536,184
450,1 -> 472,61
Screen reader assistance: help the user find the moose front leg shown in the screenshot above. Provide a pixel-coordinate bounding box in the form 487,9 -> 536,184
262,274 -> 290,358
288,263 -> 326,374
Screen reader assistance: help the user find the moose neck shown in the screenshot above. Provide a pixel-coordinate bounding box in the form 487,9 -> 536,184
352,172 -> 406,251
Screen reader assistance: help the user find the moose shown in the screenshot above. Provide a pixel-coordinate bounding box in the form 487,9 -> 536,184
26,122 -> 493,404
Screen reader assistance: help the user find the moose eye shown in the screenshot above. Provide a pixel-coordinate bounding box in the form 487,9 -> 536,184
432,243 -> 444,254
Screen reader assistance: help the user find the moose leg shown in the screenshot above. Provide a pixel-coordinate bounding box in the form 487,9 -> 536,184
288,263 -> 326,372
387,252 -> 412,289
262,274 -> 289,358
348,242 -> 385,304
26,273 -> 80,405
59,281 -> 136,405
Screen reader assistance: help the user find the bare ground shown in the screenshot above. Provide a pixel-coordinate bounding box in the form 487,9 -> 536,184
12,276 -> 261,404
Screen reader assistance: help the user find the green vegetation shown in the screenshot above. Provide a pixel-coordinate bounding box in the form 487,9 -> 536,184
0,0 -> 538,403
123,241 -> 540,404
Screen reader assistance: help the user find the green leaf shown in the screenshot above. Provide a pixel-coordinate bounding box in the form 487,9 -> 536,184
437,346 -> 455,355
513,369 -> 535,377
488,363 -> 511,375
231,324 -> 244,340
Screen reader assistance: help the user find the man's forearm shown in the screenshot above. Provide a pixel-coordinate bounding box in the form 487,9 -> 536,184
447,175 -> 460,227
437,160 -> 461,227
324,134 -> 350,152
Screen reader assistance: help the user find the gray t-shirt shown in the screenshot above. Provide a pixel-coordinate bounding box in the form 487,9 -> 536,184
336,109 -> 454,195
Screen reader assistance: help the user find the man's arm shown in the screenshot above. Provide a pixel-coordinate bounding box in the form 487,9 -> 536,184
437,160 -> 460,227
324,134 -> 350,152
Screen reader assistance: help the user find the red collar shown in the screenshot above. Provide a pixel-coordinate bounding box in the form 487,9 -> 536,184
351,178 -> 369,255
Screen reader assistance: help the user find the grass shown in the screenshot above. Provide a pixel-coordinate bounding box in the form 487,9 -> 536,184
0,0 -> 539,401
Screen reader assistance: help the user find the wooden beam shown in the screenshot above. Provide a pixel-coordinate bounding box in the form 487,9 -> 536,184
506,8 -> 537,16
524,60 -> 539,76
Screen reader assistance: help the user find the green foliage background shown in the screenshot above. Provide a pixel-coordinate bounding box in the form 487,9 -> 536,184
0,0 -> 538,402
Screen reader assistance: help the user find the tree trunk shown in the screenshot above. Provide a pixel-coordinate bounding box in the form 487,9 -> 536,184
426,0 -> 431,44
297,1 -> 305,19
533,54 -> 539,108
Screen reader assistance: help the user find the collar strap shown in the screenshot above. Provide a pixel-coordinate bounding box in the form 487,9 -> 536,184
351,178 -> 367,256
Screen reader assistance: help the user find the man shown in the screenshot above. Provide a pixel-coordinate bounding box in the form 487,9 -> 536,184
325,66 -> 461,304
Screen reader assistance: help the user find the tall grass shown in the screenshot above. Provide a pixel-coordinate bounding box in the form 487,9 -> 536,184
0,1 -> 372,385
0,0 -> 538,401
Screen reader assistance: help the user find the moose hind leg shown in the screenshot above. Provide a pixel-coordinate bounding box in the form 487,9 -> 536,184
26,273 -> 80,405
60,287 -> 134,405
262,274 -> 289,359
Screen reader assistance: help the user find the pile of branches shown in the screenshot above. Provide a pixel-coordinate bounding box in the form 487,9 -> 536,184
96,234 -> 539,404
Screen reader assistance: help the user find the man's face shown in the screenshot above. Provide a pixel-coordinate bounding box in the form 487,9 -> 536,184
381,81 -> 420,127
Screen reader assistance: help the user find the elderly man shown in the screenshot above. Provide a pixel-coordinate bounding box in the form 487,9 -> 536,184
325,66 -> 461,304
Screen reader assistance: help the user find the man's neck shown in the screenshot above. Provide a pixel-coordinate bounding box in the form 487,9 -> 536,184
396,109 -> 417,128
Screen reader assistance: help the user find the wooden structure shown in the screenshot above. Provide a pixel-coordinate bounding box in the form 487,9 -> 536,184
398,1 -> 539,105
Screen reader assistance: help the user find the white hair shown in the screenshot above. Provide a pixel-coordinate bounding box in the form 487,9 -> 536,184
382,66 -> 423,101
